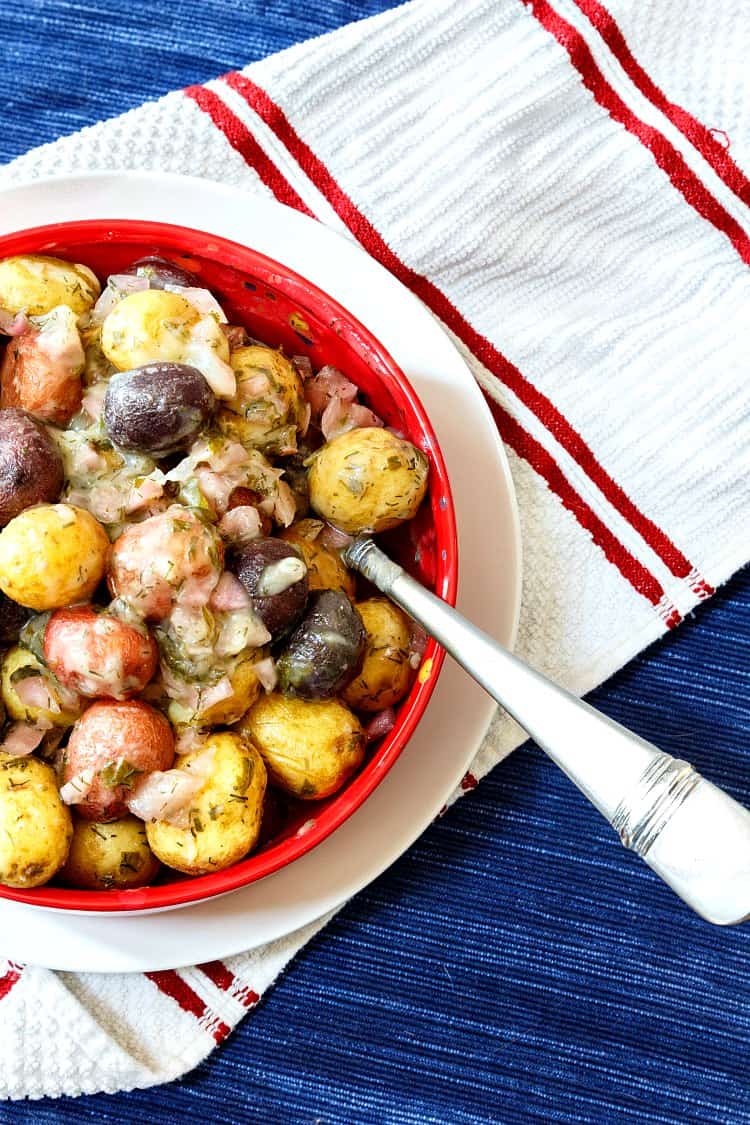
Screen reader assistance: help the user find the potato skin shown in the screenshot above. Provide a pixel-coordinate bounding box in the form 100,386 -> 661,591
0,755 -> 73,888
101,288 -> 230,374
0,254 -> 100,317
44,606 -> 158,700
218,346 -> 305,453
0,308 -> 84,424
104,362 -> 216,456
0,504 -> 109,611
2,645 -> 83,727
167,653 -> 262,728
60,815 -> 160,890
0,409 -> 64,527
342,599 -> 414,712
64,700 -> 175,822
279,519 -> 355,598
146,732 -> 267,876
308,427 -> 429,535
239,693 -> 364,799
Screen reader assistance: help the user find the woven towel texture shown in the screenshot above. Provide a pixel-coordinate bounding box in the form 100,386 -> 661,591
1,0 -> 750,1117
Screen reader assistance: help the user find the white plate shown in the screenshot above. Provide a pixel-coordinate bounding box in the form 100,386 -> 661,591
0,172 -> 521,971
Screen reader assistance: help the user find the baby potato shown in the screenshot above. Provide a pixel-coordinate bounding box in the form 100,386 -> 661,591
0,409 -> 64,527
0,306 -> 84,424
167,653 -> 262,728
218,345 -> 306,453
43,605 -> 158,700
239,693 -> 364,799
343,598 -> 414,712
60,815 -> 160,890
100,289 -> 233,397
146,732 -> 267,876
108,504 -> 224,621
0,504 -> 109,611
2,646 -> 82,728
0,254 -> 100,317
0,755 -> 73,888
308,427 -> 429,534
64,700 -> 175,822
279,519 -> 356,598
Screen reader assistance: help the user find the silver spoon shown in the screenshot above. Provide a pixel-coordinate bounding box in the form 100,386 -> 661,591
343,537 -> 750,925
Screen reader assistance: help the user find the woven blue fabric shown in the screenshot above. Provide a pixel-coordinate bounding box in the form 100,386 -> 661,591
2,3 -> 749,1121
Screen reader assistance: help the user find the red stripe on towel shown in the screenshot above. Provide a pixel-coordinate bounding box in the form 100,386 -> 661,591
198,960 -> 235,991
483,392 -> 678,616
0,963 -> 22,1001
571,0 -> 750,206
145,970 -> 231,1043
220,71 -> 705,592
525,0 -> 750,267
184,85 -> 314,217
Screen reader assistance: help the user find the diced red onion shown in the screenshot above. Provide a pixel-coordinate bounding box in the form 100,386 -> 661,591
60,768 -> 96,805
317,522 -> 354,552
198,675 -> 234,712
292,355 -> 313,381
321,396 -> 383,442
409,623 -> 429,669
0,722 -> 47,756
304,365 -> 358,420
365,707 -> 396,743
15,675 -> 60,713
126,752 -> 214,827
126,474 -> 164,513
0,310 -> 29,336
210,571 -> 252,612
218,505 -> 263,545
221,324 -> 249,350
164,285 -> 227,322
91,275 -> 149,322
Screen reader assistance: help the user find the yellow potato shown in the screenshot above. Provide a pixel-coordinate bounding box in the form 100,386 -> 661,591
343,598 -> 414,712
101,288 -> 230,373
60,815 -> 160,890
279,519 -> 356,598
0,254 -> 100,317
0,755 -> 73,887
167,654 -> 262,728
308,427 -> 429,535
239,693 -> 364,799
0,504 -> 109,611
146,732 -> 267,876
2,646 -> 82,728
218,345 -> 306,453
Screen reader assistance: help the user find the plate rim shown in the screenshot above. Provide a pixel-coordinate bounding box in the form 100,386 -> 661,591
0,171 -> 522,970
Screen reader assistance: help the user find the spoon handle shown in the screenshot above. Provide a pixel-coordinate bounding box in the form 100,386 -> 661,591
344,538 -> 750,925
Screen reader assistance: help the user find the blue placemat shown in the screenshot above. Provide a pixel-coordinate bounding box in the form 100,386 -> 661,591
2,4 -> 749,1122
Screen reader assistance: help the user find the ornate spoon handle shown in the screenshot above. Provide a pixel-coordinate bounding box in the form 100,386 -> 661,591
344,538 -> 750,925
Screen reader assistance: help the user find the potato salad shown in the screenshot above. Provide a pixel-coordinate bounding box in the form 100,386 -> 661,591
0,252 -> 429,892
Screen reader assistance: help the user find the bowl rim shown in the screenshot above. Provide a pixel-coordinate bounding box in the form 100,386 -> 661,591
0,218 -> 458,913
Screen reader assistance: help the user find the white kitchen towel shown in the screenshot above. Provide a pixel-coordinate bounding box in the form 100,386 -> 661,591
2,0 -> 750,1099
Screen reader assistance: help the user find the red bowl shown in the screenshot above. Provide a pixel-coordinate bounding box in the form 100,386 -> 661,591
0,219 -> 457,913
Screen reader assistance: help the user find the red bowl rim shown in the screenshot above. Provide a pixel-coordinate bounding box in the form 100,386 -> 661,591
0,219 -> 458,912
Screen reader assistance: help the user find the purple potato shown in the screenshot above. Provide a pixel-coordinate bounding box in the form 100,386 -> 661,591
104,363 -> 216,456
123,255 -> 199,289
276,590 -> 365,700
0,408 -> 64,527
230,538 -> 309,640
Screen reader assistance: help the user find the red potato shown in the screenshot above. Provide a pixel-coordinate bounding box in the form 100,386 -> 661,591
44,606 -> 158,700
107,504 -> 224,621
64,700 -> 175,822
0,310 -> 84,425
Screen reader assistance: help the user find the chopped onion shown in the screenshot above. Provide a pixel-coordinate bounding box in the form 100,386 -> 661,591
222,324 -> 249,350
317,522 -> 354,552
218,505 -> 263,545
197,675 -> 235,710
0,310 -> 29,336
210,571 -> 252,612
215,609 -> 271,657
60,768 -> 96,805
253,656 -> 277,693
15,675 -> 60,713
409,623 -> 429,669
292,355 -> 313,381
365,707 -> 396,743
91,275 -> 149,322
126,751 -> 214,827
0,722 -> 47,756
305,366 -> 357,420
321,397 -> 383,442
164,285 -> 228,322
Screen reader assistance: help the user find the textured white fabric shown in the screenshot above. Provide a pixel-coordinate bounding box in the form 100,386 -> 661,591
2,0 -> 750,1100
